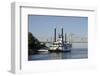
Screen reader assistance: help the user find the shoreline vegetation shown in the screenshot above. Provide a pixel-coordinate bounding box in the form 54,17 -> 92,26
28,32 -> 47,55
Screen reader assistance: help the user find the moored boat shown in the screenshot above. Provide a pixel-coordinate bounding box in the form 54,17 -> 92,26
49,27 -> 72,52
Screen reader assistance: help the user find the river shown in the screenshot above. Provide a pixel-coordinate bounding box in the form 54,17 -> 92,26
28,43 -> 88,61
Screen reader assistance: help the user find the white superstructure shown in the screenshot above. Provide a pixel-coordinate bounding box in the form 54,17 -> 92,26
49,27 -> 72,52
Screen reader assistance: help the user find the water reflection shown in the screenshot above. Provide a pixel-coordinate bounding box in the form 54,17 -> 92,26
28,48 -> 88,61
28,43 -> 88,60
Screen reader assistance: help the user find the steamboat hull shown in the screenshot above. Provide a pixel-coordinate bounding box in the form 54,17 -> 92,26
48,49 -> 71,52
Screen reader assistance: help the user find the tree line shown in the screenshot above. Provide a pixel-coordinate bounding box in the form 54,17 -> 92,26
28,32 -> 46,55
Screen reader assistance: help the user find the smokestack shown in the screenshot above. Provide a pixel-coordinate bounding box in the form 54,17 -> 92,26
65,33 -> 67,43
54,27 -> 56,42
61,27 -> 64,44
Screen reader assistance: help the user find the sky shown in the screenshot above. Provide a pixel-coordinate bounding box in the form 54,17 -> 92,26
28,15 -> 88,41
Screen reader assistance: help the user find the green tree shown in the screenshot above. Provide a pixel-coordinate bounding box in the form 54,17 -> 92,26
28,32 -> 40,49
28,32 -> 47,55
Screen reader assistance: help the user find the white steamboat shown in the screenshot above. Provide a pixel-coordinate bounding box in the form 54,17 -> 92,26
49,27 -> 72,52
